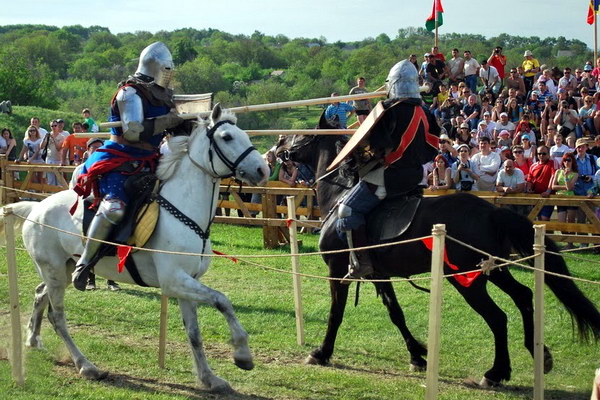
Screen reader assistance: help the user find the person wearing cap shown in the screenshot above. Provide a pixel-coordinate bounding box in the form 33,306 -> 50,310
60,122 -> 88,166
82,108 -> 99,133
522,50 -> 540,93
479,59 -> 500,96
455,122 -> 472,149
438,133 -> 457,164
480,111 -> 496,136
494,112 -> 516,138
579,68 -> 598,98
497,129 -> 512,148
557,87 -> 578,110
574,138 -> 598,197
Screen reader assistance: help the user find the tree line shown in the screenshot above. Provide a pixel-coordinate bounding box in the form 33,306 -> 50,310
0,24 -> 592,129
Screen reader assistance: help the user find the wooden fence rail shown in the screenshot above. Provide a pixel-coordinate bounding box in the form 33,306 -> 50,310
2,156 -> 599,247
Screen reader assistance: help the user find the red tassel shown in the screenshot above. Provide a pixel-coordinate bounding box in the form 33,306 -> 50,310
286,218 -> 293,228
421,237 -> 481,287
117,245 -> 132,273
212,250 -> 238,263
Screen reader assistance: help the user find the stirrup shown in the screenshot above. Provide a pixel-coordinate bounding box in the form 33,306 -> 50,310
72,264 -> 93,292
341,263 -> 374,284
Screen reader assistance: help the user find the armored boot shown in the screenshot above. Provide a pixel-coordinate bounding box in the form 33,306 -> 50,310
72,199 -> 125,291
343,225 -> 374,282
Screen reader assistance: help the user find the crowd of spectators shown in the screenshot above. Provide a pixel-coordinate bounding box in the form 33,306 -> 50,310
418,47 -> 600,249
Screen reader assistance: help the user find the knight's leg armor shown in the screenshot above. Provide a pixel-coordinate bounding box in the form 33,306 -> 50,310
72,198 -> 126,291
337,182 -> 381,282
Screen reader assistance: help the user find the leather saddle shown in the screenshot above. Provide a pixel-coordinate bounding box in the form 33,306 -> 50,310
366,195 -> 421,242
82,173 -> 160,257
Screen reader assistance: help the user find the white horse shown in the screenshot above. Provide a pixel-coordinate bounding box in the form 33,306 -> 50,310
6,104 -> 270,393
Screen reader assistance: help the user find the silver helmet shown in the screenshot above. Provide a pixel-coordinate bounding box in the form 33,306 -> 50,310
386,59 -> 420,99
135,42 -> 174,88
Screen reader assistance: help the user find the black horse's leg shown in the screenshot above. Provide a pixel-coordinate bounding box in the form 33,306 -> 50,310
307,266 -> 350,365
450,278 -> 512,385
488,269 -> 553,373
373,281 -> 427,370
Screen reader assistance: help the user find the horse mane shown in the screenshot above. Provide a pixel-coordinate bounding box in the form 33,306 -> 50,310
156,133 -> 194,180
219,109 -> 238,125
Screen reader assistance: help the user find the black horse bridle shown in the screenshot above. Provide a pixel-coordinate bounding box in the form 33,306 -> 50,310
205,120 -> 257,179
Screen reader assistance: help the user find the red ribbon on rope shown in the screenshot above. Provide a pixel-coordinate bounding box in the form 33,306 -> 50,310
116,245 -> 132,273
286,218 -> 293,228
212,250 -> 238,263
420,237 -> 481,287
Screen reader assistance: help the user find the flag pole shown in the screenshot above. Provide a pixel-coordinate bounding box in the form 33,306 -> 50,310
434,1 -> 439,48
595,9 -> 598,65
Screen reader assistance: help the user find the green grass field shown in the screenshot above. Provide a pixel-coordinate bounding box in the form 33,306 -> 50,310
0,223 -> 599,399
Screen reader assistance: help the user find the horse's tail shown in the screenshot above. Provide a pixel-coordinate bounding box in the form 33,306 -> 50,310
492,206 -> 600,342
0,201 -> 38,245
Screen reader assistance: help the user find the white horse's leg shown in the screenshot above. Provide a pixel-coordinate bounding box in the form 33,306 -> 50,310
178,299 -> 233,393
165,275 -> 254,371
45,282 -> 107,380
26,283 -> 48,348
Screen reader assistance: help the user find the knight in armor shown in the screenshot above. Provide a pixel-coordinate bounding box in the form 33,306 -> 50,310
71,42 -> 183,291
337,59 -> 440,281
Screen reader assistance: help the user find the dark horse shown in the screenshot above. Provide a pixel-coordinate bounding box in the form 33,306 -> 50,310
282,112 -> 600,386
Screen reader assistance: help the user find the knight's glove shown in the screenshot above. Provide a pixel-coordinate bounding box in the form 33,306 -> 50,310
122,121 -> 144,142
142,111 -> 184,137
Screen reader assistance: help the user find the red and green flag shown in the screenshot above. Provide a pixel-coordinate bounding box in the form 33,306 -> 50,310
588,0 -> 600,24
425,0 -> 444,32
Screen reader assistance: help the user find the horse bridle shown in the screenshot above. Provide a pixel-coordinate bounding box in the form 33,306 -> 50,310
205,120 -> 257,179
163,119 -> 257,252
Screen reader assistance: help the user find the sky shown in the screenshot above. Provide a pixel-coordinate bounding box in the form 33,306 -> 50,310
1,1 -> 596,50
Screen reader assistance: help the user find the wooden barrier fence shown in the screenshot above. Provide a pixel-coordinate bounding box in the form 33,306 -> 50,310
2,156 -> 599,247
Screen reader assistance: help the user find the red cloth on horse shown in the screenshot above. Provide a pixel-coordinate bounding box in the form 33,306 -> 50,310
70,148 -> 158,214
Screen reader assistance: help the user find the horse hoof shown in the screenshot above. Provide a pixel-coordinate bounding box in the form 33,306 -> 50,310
409,363 -> 426,372
79,366 -> 107,380
234,357 -> 254,371
305,354 -> 327,365
479,376 -> 502,388
207,377 -> 233,394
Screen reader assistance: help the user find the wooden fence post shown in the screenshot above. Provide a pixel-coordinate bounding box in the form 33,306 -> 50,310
286,196 -> 305,345
533,224 -> 546,400
158,295 -> 169,368
3,206 -> 24,385
262,189 -> 279,249
425,224 -> 445,400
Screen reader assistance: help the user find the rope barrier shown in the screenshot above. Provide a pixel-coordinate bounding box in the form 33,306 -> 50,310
2,194 -> 599,286
5,213 -> 598,286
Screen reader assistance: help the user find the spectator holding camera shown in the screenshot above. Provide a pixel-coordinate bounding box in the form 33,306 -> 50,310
553,99 -> 580,141
574,138 -> 598,197
452,144 -> 480,191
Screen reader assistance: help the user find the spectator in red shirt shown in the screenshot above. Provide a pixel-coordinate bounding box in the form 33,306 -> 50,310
526,145 -> 555,220
488,46 -> 507,81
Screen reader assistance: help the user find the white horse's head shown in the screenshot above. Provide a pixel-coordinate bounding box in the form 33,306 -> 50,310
158,104 -> 268,186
